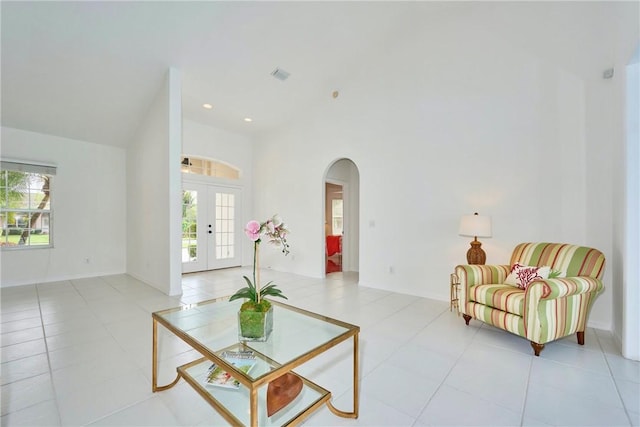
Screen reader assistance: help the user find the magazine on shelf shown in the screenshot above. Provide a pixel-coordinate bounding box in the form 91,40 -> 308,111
204,350 -> 257,389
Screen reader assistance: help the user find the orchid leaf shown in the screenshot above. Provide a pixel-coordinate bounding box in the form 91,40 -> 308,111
243,276 -> 257,291
229,287 -> 253,302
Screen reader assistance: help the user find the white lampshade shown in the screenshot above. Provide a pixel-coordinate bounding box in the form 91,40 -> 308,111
459,213 -> 492,238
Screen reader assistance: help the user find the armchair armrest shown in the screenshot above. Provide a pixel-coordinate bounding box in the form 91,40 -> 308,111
526,276 -> 604,299
454,265 -> 510,317
454,264 -> 511,287
523,276 -> 604,343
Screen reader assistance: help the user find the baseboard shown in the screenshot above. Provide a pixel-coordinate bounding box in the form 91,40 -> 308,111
586,319 -> 612,331
1,269 -> 126,288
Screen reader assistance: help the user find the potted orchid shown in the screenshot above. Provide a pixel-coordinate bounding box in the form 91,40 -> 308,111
230,215 -> 290,341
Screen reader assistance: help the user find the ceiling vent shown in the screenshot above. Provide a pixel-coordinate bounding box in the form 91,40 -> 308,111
271,68 -> 290,81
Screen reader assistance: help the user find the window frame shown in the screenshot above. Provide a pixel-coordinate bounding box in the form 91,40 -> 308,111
1,161 -> 55,250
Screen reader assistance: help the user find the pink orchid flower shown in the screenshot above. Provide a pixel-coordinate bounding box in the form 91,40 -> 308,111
245,220 -> 261,241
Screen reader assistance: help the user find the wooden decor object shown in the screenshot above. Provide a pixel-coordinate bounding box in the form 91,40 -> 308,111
466,238 -> 486,265
266,373 -> 303,417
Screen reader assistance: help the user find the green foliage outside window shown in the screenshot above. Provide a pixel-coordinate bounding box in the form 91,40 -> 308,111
0,168 -> 52,248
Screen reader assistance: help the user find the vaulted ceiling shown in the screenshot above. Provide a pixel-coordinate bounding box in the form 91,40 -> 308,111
2,1 -> 637,148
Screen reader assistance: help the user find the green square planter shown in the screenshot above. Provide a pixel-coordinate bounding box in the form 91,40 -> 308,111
238,306 -> 273,342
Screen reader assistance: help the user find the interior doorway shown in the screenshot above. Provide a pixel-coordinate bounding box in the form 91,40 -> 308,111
324,159 -> 360,276
325,182 -> 344,273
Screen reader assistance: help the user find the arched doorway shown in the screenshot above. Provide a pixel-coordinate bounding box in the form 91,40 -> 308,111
323,159 -> 360,276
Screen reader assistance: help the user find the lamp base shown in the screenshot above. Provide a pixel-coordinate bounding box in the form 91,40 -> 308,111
466,240 -> 486,265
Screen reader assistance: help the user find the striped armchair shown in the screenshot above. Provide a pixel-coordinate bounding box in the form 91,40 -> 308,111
454,243 -> 605,356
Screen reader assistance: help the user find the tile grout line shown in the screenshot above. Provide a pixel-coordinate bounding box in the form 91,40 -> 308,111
411,309 -> 480,425
520,353 -> 535,426
61,277 -> 165,426
595,329 -> 635,426
34,282 -> 63,426
3,271 -> 638,426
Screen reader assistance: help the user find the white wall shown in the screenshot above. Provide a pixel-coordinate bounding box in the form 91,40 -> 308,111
604,1 -> 639,360
590,9 -> 639,341
622,57 -> 639,360
126,69 -> 182,296
584,74 -> 617,330
0,127 -> 126,286
182,119 -> 254,266
252,18 -> 613,327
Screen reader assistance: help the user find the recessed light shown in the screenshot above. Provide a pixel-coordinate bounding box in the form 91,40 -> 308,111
244,117 -> 253,122
202,103 -> 213,109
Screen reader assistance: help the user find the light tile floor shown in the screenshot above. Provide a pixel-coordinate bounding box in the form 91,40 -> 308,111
1,268 -> 638,426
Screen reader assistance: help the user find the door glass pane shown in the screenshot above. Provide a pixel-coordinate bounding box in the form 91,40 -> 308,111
182,190 -> 198,262
215,193 -> 235,260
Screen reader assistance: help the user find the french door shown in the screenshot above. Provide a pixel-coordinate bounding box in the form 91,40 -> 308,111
182,182 -> 242,273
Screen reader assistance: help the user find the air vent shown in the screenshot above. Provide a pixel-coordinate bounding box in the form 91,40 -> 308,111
271,68 -> 290,81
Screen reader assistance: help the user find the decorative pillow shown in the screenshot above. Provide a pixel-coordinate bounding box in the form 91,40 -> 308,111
505,263 -> 551,290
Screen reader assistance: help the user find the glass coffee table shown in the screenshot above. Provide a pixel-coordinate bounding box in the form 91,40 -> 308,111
152,298 -> 360,426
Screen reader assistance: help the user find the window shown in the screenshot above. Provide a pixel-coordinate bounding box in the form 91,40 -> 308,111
0,161 -> 55,249
332,199 -> 343,235
181,156 -> 240,180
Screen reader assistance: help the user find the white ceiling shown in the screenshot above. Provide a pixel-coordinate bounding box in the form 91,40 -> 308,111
2,1 -> 637,148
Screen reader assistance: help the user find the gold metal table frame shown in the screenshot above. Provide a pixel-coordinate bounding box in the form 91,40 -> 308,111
152,298 -> 359,426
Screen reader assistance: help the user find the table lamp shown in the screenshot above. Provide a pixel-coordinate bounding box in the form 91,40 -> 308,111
459,212 -> 492,265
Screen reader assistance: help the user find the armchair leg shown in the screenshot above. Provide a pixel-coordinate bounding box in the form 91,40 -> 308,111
577,331 -> 585,345
530,341 -> 545,356
463,314 -> 471,325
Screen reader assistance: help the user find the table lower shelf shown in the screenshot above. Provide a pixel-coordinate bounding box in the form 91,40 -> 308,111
177,357 -> 331,426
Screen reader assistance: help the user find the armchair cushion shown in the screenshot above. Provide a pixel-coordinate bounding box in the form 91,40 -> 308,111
471,284 -> 525,316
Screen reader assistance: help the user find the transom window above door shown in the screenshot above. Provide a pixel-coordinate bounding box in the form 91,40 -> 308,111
181,156 -> 240,180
